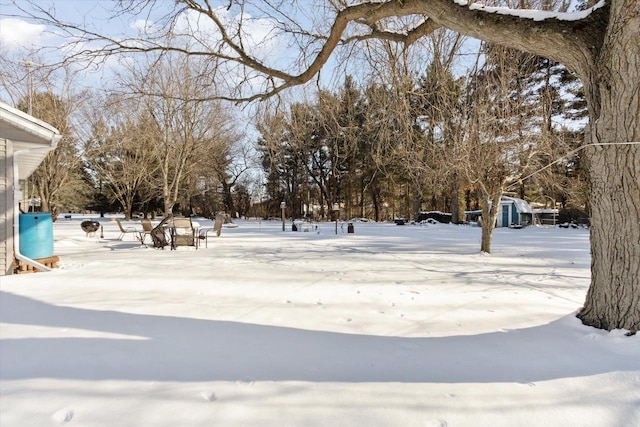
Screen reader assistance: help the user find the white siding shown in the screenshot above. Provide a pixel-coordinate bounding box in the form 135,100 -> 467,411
1,137 -> 14,275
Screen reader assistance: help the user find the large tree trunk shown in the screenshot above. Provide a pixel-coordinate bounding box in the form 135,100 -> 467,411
451,176 -> 465,224
163,184 -> 173,217
221,181 -> 235,217
412,187 -> 422,222
577,7 -> 640,332
579,145 -> 640,332
480,192 -> 502,253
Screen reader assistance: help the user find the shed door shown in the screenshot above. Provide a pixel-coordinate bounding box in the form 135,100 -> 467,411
512,204 -> 519,225
501,205 -> 509,227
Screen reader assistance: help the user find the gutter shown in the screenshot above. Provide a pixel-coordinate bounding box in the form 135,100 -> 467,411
13,135 -> 59,272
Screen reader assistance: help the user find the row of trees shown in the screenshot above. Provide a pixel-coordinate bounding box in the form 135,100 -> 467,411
256,35 -> 587,251
82,52 -> 250,220
2,53 -> 252,220
5,35 -> 586,238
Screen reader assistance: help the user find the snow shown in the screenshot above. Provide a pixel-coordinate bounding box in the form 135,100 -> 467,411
1,216 -> 638,426
453,0 -> 607,22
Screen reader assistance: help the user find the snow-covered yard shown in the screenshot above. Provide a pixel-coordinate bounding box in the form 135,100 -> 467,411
1,217 -> 638,426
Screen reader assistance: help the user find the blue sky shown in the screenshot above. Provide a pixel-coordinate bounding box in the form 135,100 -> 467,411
0,1 -> 142,103
0,1 -> 133,51
0,0 -> 323,103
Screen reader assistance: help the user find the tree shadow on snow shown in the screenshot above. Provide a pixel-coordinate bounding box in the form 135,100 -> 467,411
1,291 -> 637,384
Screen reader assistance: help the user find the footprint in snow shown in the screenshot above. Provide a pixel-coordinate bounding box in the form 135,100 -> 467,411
200,391 -> 217,402
52,408 -> 74,424
238,377 -> 255,385
517,382 -> 536,387
424,419 -> 448,427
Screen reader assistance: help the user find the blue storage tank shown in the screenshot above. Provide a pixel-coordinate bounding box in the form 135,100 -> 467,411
19,213 -> 54,259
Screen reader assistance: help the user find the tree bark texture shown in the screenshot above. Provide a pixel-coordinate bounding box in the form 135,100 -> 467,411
577,2 -> 640,332
480,192 -> 502,253
579,145 -> 640,332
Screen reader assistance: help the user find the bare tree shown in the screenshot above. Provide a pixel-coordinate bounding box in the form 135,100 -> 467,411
119,51 -> 233,216
411,29 -> 466,220
256,102 -> 307,218
455,43 -> 546,253
82,94 -> 159,219
210,133 -> 252,218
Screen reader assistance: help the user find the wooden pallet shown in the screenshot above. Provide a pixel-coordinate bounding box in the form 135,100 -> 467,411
13,256 -> 60,274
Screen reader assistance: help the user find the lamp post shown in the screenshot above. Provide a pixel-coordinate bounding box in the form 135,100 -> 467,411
280,201 -> 286,231
333,203 -> 339,235
24,60 -> 42,116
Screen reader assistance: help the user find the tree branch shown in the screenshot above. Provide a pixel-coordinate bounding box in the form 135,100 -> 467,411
405,0 -> 609,78
8,0 -> 609,102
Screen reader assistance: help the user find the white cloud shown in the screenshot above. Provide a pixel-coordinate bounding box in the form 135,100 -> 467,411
0,18 -> 46,52
169,6 -> 291,97
173,8 -> 284,61
130,19 -> 159,35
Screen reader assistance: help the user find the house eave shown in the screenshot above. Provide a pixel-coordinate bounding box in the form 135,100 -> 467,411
0,101 -> 61,179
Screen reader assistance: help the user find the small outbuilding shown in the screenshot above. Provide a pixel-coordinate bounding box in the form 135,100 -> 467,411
1,101 -> 61,275
497,196 -> 533,228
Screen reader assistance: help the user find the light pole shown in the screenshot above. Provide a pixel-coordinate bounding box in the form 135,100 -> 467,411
280,201 -> 286,231
333,203 -> 339,235
24,60 -> 42,116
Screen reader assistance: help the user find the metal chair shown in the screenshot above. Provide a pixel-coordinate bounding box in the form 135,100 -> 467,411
116,218 -> 140,241
170,217 -> 197,250
139,218 -> 153,245
150,215 -> 172,249
199,213 -> 224,248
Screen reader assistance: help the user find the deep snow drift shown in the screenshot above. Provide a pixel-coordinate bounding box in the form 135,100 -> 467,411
1,217 -> 638,426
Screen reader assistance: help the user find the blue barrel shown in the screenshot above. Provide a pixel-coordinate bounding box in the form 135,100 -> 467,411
19,213 -> 54,259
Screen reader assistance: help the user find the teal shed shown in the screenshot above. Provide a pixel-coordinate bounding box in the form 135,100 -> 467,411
496,197 -> 533,228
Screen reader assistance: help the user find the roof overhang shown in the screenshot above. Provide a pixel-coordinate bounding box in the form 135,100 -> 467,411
0,101 -> 61,179
501,196 -> 533,214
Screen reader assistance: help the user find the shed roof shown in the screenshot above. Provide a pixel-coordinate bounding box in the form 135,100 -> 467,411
0,101 -> 61,179
501,196 -> 533,214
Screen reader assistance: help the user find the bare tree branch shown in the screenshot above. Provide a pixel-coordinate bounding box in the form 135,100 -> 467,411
5,0 -> 607,103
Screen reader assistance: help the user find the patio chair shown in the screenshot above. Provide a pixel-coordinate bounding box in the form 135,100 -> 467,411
139,218 -> 153,244
116,218 -> 140,241
171,217 -> 197,250
199,213 -> 224,248
150,216 -> 172,249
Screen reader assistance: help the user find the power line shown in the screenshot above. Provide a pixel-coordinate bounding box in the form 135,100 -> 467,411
508,141 -> 640,191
